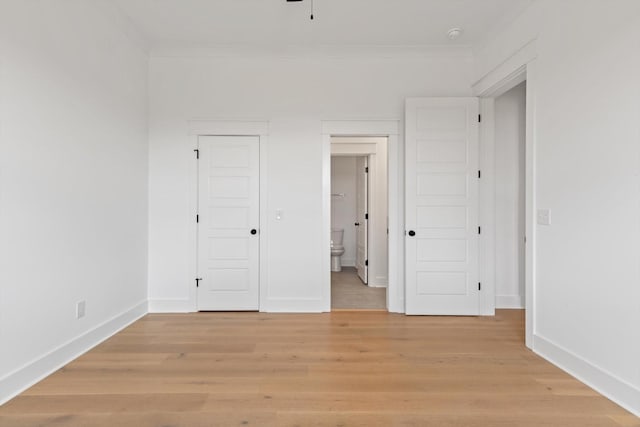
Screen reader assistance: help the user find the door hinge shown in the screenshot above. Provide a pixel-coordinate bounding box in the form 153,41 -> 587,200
478,226 -> 481,234
365,260 -> 368,266
478,170 -> 481,179
365,166 -> 369,173
478,282 -> 481,291
478,114 -> 482,123
193,148 -> 200,159
196,214 -> 199,223
195,278 -> 202,287
365,213 -> 368,220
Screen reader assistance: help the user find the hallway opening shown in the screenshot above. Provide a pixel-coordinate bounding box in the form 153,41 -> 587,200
329,137 -> 388,310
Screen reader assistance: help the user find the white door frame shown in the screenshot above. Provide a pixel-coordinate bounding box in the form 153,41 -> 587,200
473,39 -> 538,348
187,120 -> 269,312
322,120 -> 403,312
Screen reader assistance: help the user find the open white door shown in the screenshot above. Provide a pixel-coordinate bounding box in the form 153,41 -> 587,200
405,98 -> 480,315
197,135 -> 260,311
355,156 -> 368,284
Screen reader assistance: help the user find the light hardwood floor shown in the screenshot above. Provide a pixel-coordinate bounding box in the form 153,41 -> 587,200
1,310 -> 638,427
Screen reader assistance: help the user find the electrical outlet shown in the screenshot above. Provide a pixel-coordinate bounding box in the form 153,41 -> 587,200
537,209 -> 551,226
76,301 -> 86,319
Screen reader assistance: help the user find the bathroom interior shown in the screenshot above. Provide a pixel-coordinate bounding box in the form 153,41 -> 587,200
330,137 -> 388,310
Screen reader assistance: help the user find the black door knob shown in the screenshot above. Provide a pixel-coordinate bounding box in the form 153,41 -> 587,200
354,222 -> 360,226
250,229 -> 257,235
408,230 -> 416,236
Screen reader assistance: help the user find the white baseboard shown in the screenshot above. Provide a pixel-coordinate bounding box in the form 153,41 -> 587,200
148,298 -> 192,313
341,258 -> 355,267
0,300 -> 148,406
496,294 -> 524,309
533,334 -> 640,417
262,298 -> 325,313
368,282 -> 388,288
148,297 -> 327,313
368,275 -> 388,288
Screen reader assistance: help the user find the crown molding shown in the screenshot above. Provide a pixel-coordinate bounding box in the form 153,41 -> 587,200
149,44 -> 473,60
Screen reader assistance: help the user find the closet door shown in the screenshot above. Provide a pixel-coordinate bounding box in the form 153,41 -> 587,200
197,136 -> 260,311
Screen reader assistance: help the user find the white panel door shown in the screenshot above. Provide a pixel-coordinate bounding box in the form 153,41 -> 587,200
355,156 -> 368,284
405,98 -> 479,315
197,136 -> 259,311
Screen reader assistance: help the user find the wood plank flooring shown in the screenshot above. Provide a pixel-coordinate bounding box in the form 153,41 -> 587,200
1,310 -> 638,427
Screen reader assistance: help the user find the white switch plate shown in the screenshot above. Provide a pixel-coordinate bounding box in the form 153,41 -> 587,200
76,301 -> 86,319
537,209 -> 551,226
275,209 -> 283,220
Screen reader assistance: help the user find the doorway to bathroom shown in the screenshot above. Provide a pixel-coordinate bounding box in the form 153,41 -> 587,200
330,137 -> 388,310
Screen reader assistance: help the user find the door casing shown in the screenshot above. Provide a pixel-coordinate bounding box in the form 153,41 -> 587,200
322,120 -> 402,312
473,38 -> 537,348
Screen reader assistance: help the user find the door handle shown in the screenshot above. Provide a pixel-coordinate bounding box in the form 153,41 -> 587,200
354,222 -> 360,227
250,229 -> 257,235
408,230 -> 416,236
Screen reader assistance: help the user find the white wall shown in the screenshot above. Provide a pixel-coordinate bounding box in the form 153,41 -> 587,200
476,0 -> 640,415
331,156 -> 357,266
148,51 -> 474,312
494,82 -> 526,308
0,0 -> 149,403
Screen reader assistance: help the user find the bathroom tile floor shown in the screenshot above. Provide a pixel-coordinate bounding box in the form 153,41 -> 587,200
331,267 -> 386,310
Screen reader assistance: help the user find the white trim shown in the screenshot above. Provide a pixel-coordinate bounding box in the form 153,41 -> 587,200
0,300 -> 147,406
472,39 -> 537,96
322,131 -> 332,312
148,298 -> 191,313
474,42 -> 537,349
368,281 -> 388,289
331,143 -> 378,155
262,298 -> 327,313
188,134 -> 199,312
534,334 -> 640,417
151,45 -> 474,60
524,60 -> 537,349
390,123 -> 405,312
495,295 -> 524,309
258,136 -> 269,312
322,120 -> 401,312
188,120 -> 269,312
479,98 -> 496,316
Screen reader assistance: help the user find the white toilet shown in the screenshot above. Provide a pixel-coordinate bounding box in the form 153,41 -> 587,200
330,228 -> 345,272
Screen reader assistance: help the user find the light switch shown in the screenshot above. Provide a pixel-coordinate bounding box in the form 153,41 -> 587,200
537,209 -> 551,226
276,209 -> 284,221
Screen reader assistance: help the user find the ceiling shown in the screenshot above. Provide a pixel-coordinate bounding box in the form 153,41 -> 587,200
113,0 -> 533,50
